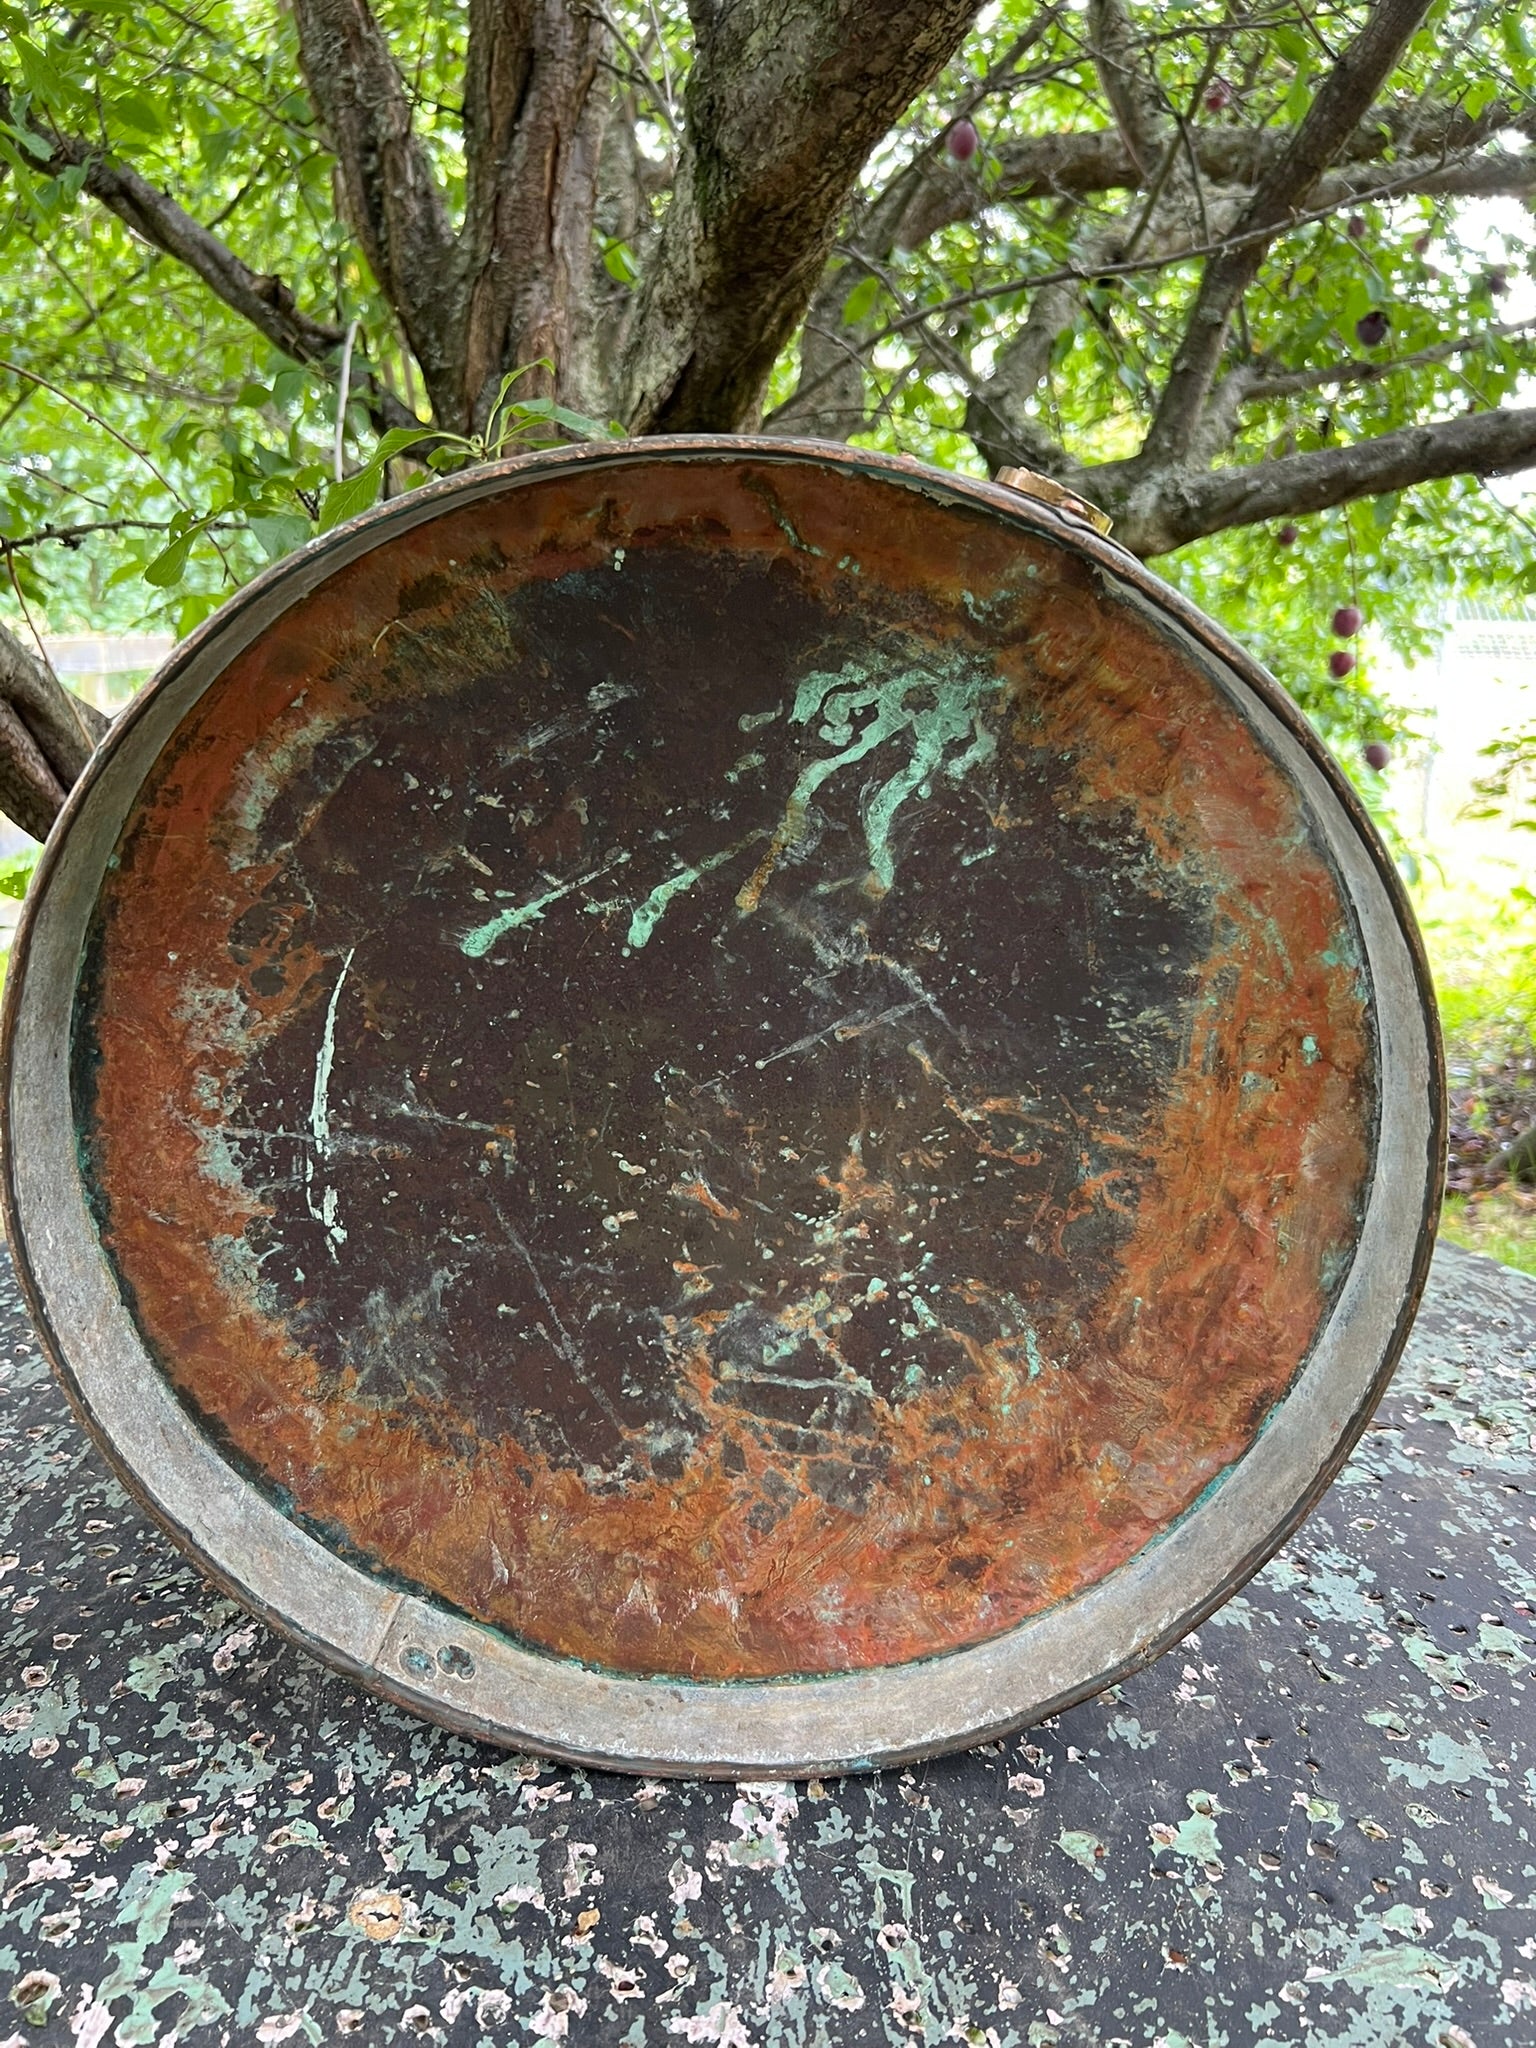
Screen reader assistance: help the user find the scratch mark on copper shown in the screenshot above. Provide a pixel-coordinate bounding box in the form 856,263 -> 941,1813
485,1196 -> 628,1436
305,946 -> 355,1257
753,1002 -> 926,1072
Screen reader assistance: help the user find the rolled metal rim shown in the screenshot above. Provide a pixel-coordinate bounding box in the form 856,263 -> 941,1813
0,437 -> 1444,1777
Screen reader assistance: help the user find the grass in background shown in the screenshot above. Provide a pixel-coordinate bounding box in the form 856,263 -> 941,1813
1413,868 -> 1536,1272
1440,1190 -> 1536,1274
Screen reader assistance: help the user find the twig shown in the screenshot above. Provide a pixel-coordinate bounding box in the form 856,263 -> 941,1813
0,359 -> 235,579
333,318 -> 359,482
787,149 -> 1521,418
0,518 -> 233,554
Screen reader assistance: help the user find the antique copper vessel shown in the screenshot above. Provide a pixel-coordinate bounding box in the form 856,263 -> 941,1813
0,440 -> 1443,1774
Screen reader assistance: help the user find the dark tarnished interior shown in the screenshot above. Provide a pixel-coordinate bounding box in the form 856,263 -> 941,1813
71,454 -> 1375,1681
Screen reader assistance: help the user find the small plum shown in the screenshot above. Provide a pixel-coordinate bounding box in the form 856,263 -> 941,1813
946,119 -> 979,162
1204,77 -> 1233,112
1332,604 -> 1362,637
1329,649 -> 1357,679
1487,266 -> 1510,296
1276,523 -> 1300,546
1364,741 -> 1390,771
1355,309 -> 1390,348
1347,214 -> 1366,241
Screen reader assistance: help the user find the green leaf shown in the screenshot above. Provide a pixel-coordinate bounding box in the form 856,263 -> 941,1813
1,120 -> 54,163
0,849 -> 39,902
247,512 -> 311,561
111,91 -> 165,137
1502,11 -> 1534,84
1274,25 -> 1311,63
601,239 -> 637,285
12,38 -> 63,104
317,465 -> 383,532
175,590 -> 223,636
372,425 -> 438,464
842,276 -> 880,325
143,529 -> 198,587
1464,78 -> 1500,121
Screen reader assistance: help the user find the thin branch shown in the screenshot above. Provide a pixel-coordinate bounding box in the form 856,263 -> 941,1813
1140,0 -> 1436,469
787,143 -> 1524,422
0,518 -> 191,553
1241,318 -> 1536,404
586,1 -> 676,131
333,318 -> 360,481
0,359 -> 195,513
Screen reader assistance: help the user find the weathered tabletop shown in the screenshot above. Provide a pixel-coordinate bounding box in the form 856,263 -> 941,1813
0,1238 -> 1532,2047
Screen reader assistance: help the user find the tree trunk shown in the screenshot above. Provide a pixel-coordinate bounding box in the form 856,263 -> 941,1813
0,623 -> 109,843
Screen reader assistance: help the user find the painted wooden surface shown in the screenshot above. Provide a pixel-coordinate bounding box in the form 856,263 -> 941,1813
0,1237 -> 1531,2045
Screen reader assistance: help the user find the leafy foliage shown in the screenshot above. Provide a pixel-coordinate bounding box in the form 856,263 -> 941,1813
0,0 -> 1533,771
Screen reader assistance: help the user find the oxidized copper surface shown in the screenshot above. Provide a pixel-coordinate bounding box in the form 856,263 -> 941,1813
72,455 -> 1374,1682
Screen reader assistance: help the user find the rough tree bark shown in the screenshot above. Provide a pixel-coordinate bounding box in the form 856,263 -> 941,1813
617,0 -> 984,430
0,622 -> 107,844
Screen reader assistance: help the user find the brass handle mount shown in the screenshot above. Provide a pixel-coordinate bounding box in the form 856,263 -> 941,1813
996,465 -> 1114,539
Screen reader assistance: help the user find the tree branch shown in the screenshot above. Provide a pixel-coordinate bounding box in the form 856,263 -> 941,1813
0,619 -> 107,842
47,146 -> 344,367
290,0 -> 459,422
619,0 -> 985,434
2,83 -> 419,435
887,117 -> 1536,253
0,79 -> 341,366
1086,0 -> 1163,177
1238,318 -> 1536,405
1093,405 -> 1536,556
1140,0 -> 1435,470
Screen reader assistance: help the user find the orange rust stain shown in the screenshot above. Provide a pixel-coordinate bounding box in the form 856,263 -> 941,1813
80,460 -> 1375,1681
669,1179 -> 742,1223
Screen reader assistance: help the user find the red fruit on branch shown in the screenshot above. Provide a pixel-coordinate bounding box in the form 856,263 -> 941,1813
1204,78 -> 1233,112
1364,742 -> 1390,771
1329,650 -> 1357,679
946,119 -> 979,161
1355,310 -> 1390,348
1347,215 -> 1366,241
1276,524 -> 1299,546
1332,605 -> 1362,637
